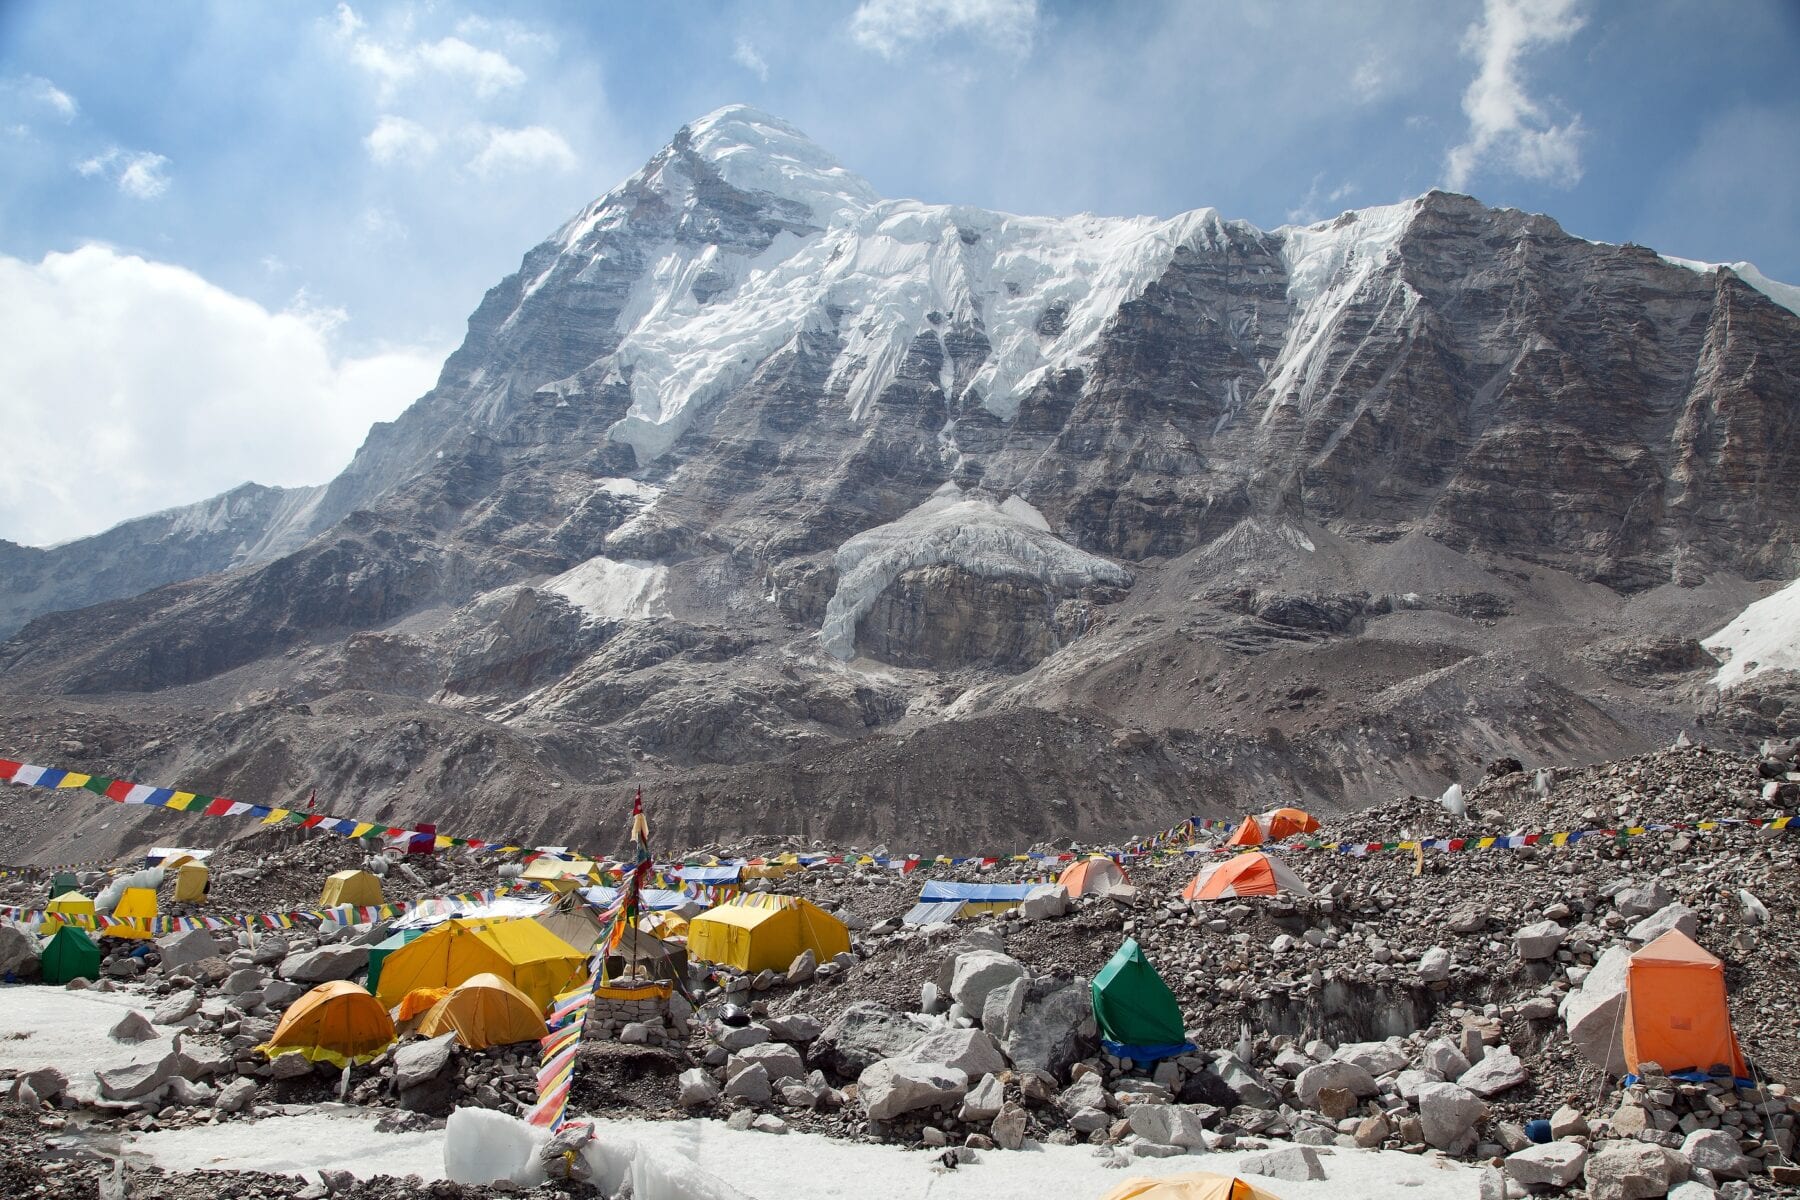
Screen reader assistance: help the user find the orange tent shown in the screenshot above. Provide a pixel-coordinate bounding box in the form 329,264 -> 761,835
1059,857 -> 1128,897
1100,1172 -> 1281,1200
1260,807 -> 1320,840
1622,930 -> 1747,1078
1181,852 -> 1312,901
1224,816 -> 1264,847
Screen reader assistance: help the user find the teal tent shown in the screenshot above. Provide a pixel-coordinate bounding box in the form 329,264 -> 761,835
1091,938 -> 1194,1063
41,924 -> 102,985
366,928 -> 423,995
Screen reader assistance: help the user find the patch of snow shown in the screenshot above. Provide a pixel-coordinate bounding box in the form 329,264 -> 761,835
683,106 -> 880,226
1702,576 -> 1800,688
0,986 -> 182,1102
595,477 -> 661,503
541,556 -> 668,622
819,483 -> 1131,660
1661,255 -> 1800,318
126,1107 -> 1484,1199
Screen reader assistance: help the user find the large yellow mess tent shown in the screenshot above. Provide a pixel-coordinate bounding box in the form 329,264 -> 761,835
108,887 -> 158,939
521,858 -> 600,893
374,917 -> 585,1012
320,870 -> 384,907
259,981 -> 396,1067
417,973 -> 549,1049
687,893 -> 849,973
42,891 -> 95,936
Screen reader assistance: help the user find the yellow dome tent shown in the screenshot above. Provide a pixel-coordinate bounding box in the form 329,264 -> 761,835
640,911 -> 688,940
687,893 -> 849,973
108,887 -> 159,939
42,891 -> 95,936
259,981 -> 396,1067
374,917 -> 585,1012
417,972 -> 549,1049
521,858 -> 600,893
1099,1174 -> 1281,1200
319,870 -> 384,907
173,862 -> 210,903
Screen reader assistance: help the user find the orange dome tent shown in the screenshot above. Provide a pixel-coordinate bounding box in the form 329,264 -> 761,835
1622,929 -> 1747,1078
1260,807 -> 1320,840
1181,852 -> 1312,901
1059,857 -> 1128,897
1099,1172 -> 1281,1200
417,973 -> 549,1049
258,981 -> 396,1067
1224,816 -> 1264,847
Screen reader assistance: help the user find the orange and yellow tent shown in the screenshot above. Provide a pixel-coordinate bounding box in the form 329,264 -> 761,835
375,917 -> 585,1012
417,973 -> 549,1049
1059,857 -> 1128,897
1224,817 -> 1264,847
259,981 -> 396,1067
1622,929 -> 1747,1078
1260,807 -> 1320,840
1181,852 -> 1312,901
1099,1172 -> 1281,1200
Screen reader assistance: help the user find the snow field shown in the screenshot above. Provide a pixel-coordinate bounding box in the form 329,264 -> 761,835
1703,576 -> 1800,688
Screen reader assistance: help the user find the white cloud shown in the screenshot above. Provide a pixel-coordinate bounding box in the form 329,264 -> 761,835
332,4 -> 525,100
0,246 -> 445,547
365,114 -> 438,164
466,124 -> 576,179
1445,0 -> 1586,191
358,206 -> 409,242
1286,174 -> 1359,225
15,74 -> 78,120
849,0 -> 1038,60
1351,57 -> 1386,102
74,148 -> 172,199
733,39 -> 770,81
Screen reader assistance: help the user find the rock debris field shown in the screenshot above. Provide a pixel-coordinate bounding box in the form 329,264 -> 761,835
0,741 -> 1797,1199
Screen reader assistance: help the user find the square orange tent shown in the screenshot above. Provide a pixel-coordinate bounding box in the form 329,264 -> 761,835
1622,929 -> 1747,1078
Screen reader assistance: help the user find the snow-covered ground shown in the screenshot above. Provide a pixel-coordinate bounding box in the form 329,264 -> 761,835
0,985 -> 176,1102
541,555 -> 669,622
1703,576 -> 1800,688
126,1109 -> 1483,1198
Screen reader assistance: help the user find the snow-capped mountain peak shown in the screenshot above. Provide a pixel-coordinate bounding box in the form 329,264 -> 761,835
681,105 -> 880,224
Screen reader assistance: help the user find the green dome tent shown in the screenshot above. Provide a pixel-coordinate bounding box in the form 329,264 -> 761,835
41,923 -> 102,985
1092,938 -> 1194,1064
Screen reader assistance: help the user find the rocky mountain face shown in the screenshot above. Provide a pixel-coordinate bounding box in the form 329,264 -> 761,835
1,106 -> 1797,859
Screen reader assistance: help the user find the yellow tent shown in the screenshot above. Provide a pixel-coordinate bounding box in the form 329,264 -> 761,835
374,917 -> 586,1012
108,887 -> 159,939
521,858 -> 599,893
320,870 -> 384,907
417,972 -> 549,1049
42,891 -> 95,936
641,911 -> 688,940
687,893 -> 849,973
258,981 -> 396,1067
740,854 -> 803,881
1100,1174 -> 1281,1200
173,862 -> 210,903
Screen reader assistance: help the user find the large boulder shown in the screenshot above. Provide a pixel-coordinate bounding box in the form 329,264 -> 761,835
1459,1046 -> 1528,1098
1627,903 -> 1700,944
157,929 -> 228,971
0,925 -> 40,979
900,1028 -> 1007,1077
1564,944 -> 1632,1076
109,1011 -> 157,1043
948,951 -> 1027,1015
1127,1104 -> 1209,1150
958,1074 -> 1004,1122
1240,1147 -> 1327,1183
1513,921 -> 1567,961
677,1067 -> 721,1107
1585,1142 -> 1675,1200
981,976 -> 1027,1041
1003,979 -> 1094,1077
1420,1038 -> 1471,1081
810,1002 -> 924,1077
725,1062 -> 772,1103
394,1034 -> 455,1091
1417,1082 -> 1488,1151
992,1102 -> 1028,1150
277,944 -> 369,983
97,1048 -> 182,1101
1295,1059 -> 1378,1106
730,1042 -> 806,1083
1613,882 -> 1672,919
1505,1142 -> 1588,1188
1332,1040 -> 1408,1075
858,1060 -> 969,1121
1680,1128 -> 1752,1180
214,1077 -> 258,1114
1417,947 -> 1452,982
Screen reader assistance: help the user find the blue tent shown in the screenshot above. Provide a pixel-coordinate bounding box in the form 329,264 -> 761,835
580,886 -> 692,912
918,881 -> 1042,902
673,865 -> 743,884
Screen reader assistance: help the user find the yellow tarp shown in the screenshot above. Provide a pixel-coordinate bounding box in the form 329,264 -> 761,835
374,917 -> 585,1012
418,972 -> 548,1049
173,862 -> 209,903
320,870 -> 384,907
109,887 -> 158,939
640,911 -> 688,940
521,859 -> 599,893
42,891 -> 94,936
259,981 -> 396,1067
687,893 -> 849,973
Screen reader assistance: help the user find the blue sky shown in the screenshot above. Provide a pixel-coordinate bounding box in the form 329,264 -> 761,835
1,0 -> 1797,545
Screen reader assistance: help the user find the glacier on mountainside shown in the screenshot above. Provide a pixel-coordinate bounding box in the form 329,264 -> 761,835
818,483 -> 1131,660
541,555 -> 669,623
1660,255 -> 1800,318
1703,576 -> 1800,688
